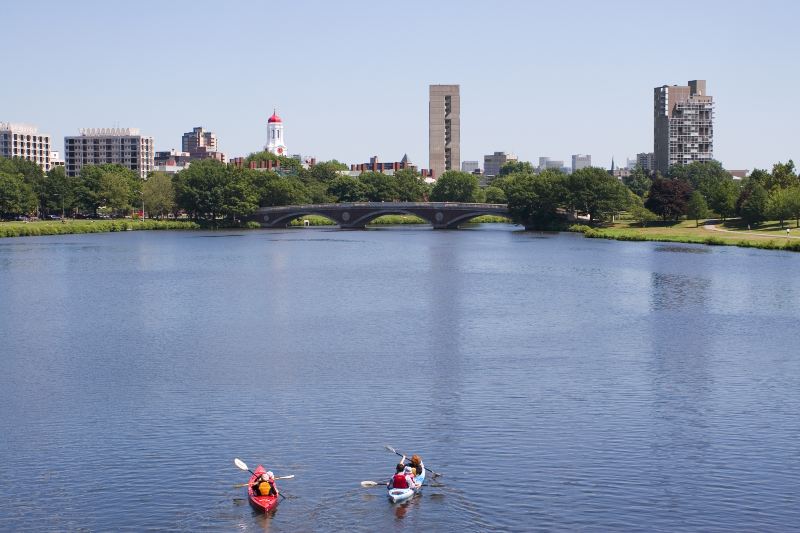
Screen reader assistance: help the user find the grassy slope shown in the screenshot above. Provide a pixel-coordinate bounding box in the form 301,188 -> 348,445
576,219 -> 800,251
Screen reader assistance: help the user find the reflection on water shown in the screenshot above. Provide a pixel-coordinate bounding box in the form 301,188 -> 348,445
1,228 -> 799,531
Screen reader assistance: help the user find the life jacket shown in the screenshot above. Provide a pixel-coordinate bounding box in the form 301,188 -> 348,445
255,481 -> 275,496
392,473 -> 409,489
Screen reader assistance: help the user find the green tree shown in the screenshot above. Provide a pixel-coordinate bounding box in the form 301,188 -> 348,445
629,204 -> 659,227
43,166 -> 73,216
484,186 -> 507,204
359,171 -> 399,202
686,191 -> 710,227
738,182 -> 768,227
328,174 -> 365,202
566,167 -> 630,222
623,166 -> 652,198
222,168 -> 259,220
430,170 -> 480,202
306,160 -> 348,183
99,165 -> 140,213
0,171 -> 37,217
394,169 -> 428,201
498,160 -> 535,177
787,187 -> 800,228
143,172 -> 176,218
645,178 -> 692,220
259,175 -> 310,206
769,160 -> 798,190
766,187 -> 794,228
707,178 -> 739,220
505,169 -> 567,229
0,157 -> 46,215
174,159 -> 230,219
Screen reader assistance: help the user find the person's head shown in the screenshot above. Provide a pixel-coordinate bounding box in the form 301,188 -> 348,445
411,454 -> 422,465
404,466 -> 413,475
266,471 -> 275,480
260,473 -> 270,482
396,463 -> 405,473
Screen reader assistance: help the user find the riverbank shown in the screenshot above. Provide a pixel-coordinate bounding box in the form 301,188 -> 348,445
570,219 -> 800,252
0,219 -> 199,238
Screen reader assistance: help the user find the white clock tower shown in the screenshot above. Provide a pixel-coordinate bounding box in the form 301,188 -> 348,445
265,109 -> 287,156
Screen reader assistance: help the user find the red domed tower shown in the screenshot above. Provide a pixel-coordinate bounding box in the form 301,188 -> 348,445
265,109 -> 287,156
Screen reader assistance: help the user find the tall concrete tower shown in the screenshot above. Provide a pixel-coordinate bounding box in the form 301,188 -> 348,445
429,85 -> 460,178
265,109 -> 287,156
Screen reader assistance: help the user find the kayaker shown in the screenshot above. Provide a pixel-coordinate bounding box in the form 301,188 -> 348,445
388,465 -> 415,489
406,454 -> 423,477
253,471 -> 278,497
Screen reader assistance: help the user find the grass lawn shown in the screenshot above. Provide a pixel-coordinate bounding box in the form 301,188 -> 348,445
0,218 -> 198,238
574,218 -> 800,252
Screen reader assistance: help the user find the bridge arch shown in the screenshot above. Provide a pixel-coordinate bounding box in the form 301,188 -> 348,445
260,210 -> 339,228
348,209 -> 435,227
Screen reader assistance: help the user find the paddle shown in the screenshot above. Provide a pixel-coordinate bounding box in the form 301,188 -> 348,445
234,458 -> 287,500
384,445 -> 442,478
360,480 -> 387,487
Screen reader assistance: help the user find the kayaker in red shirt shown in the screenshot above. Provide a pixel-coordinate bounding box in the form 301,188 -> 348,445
389,465 -> 419,490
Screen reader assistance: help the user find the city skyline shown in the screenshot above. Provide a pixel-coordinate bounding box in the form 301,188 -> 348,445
2,0 -> 798,170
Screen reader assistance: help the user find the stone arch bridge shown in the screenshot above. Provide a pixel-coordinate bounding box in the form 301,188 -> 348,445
251,202 -> 511,229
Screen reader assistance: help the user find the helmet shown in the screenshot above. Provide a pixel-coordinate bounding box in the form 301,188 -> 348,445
266,471 -> 275,479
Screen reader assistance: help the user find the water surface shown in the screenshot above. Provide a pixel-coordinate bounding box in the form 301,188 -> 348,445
1,226 -> 799,531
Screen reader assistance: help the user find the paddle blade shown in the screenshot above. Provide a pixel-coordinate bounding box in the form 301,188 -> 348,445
361,481 -> 380,487
234,458 -> 249,472
384,445 -> 398,455
275,475 -> 295,480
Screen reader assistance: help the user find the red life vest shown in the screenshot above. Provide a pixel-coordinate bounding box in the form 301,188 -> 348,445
392,473 -> 409,489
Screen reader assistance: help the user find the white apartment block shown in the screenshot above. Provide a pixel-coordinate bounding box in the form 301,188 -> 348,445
571,154 -> 591,171
0,122 -> 52,171
65,128 -> 154,179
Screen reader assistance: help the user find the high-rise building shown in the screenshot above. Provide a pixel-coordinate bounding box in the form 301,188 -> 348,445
636,152 -> 654,173
484,152 -> 517,178
571,154 -> 591,171
654,80 -> 714,174
65,128 -> 154,179
180,126 -> 225,161
538,157 -> 564,172
461,161 -> 481,174
182,127 -> 217,153
0,122 -> 52,171
429,85 -> 460,178
265,110 -> 287,156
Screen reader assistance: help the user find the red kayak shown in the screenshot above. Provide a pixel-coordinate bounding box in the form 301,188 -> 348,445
247,465 -> 279,513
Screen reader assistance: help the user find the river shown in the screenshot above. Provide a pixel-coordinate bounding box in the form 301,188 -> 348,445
1,225 -> 799,531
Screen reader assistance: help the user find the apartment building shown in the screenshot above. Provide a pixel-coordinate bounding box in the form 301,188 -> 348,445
653,80 -> 714,174
484,152 -> 517,178
571,154 -> 591,171
0,122 -> 52,171
65,128 -> 154,179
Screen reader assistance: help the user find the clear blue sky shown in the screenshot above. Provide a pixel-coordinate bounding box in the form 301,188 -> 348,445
2,0 -> 798,171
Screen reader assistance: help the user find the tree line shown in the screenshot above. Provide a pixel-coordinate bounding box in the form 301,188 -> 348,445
0,151 -> 504,222
3,151 -> 798,229
493,159 -> 800,229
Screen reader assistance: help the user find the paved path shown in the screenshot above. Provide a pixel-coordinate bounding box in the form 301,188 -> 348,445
703,221 -> 800,239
